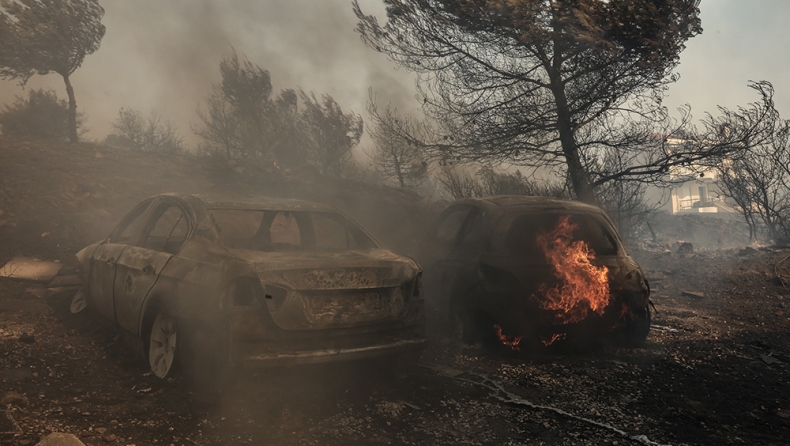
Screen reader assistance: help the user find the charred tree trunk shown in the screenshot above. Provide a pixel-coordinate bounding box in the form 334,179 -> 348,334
547,70 -> 597,204
546,15 -> 596,205
62,73 -> 78,143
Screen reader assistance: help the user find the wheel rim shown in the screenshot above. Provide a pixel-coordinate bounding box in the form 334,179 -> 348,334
149,312 -> 178,378
70,289 -> 87,314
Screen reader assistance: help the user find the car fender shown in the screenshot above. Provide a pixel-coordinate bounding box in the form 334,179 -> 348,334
137,253 -> 251,338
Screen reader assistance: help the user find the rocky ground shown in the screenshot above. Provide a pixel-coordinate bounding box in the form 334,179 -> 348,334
1,138 -> 789,445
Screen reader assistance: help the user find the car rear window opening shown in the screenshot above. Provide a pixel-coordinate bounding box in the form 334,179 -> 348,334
209,209 -> 376,251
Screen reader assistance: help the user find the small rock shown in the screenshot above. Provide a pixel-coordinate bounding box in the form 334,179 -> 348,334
761,354 -> 781,365
677,242 -> 694,254
95,427 -> 107,434
437,367 -> 464,378
102,433 -> 116,442
35,433 -> 85,446
681,290 -> 704,299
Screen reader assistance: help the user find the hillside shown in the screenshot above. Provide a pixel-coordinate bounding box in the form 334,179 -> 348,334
0,136 -> 441,266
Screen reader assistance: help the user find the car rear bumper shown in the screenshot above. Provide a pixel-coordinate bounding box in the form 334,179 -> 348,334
236,338 -> 427,368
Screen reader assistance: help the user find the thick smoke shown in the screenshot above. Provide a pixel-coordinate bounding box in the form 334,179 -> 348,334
0,0 -> 417,147
2,0 -> 789,148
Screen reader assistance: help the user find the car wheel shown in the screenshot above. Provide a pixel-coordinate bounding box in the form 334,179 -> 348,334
148,311 -> 179,379
70,288 -> 87,314
449,301 -> 479,345
617,305 -> 651,347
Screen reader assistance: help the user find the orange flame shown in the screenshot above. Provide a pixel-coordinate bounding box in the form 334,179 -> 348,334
535,215 -> 610,324
493,324 -> 523,351
541,333 -> 567,347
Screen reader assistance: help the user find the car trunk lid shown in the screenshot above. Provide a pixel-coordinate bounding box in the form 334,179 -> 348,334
228,248 -> 420,330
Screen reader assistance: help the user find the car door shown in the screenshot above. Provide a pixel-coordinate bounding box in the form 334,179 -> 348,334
422,205 -> 477,306
113,200 -> 190,335
438,207 -> 486,300
88,199 -> 152,323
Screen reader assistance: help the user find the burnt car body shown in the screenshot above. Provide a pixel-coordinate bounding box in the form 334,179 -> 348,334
421,196 -> 650,348
72,193 -> 425,379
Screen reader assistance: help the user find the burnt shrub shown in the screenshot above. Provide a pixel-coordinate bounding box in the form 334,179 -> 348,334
0,89 -> 83,139
104,107 -> 184,153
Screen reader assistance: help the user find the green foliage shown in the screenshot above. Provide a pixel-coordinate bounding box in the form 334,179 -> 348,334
300,92 -> 364,177
0,0 -> 105,142
105,108 -> 184,153
195,49 -> 364,177
194,50 -> 302,161
0,0 -> 105,80
0,88 -> 83,139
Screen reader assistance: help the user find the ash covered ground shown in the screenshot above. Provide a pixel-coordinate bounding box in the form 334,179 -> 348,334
1,138 -> 789,445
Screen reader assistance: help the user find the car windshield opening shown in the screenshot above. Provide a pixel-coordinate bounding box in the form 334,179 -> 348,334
505,213 -> 618,258
209,209 -> 376,251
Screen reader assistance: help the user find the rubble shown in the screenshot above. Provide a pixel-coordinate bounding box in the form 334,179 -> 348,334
0,257 -> 62,283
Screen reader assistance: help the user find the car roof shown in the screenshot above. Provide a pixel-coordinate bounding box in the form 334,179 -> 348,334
458,195 -> 607,215
156,193 -> 337,212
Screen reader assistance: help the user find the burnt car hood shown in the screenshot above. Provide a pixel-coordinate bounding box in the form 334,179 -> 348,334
228,248 -> 421,290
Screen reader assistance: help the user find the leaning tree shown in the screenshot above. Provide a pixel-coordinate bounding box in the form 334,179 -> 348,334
0,0 -> 105,143
354,0 -> 715,202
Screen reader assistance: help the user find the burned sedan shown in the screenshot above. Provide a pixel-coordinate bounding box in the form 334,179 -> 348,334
421,196 -> 650,350
72,193 -> 426,379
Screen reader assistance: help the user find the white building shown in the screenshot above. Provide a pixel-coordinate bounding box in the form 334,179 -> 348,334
665,140 -> 736,215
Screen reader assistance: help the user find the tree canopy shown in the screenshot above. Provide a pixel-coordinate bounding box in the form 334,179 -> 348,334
300,92 -> 364,177
195,50 -> 364,177
0,0 -> 106,142
366,100 -> 428,188
354,0 -> 705,202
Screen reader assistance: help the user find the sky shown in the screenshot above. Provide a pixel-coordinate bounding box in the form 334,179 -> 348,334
1,0 -> 789,151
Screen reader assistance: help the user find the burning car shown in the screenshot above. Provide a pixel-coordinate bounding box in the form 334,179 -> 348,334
421,196 -> 650,349
71,193 -> 426,380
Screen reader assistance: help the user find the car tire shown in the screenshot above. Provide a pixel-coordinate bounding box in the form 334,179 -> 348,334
148,311 -> 179,379
449,300 -> 479,345
617,305 -> 651,347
